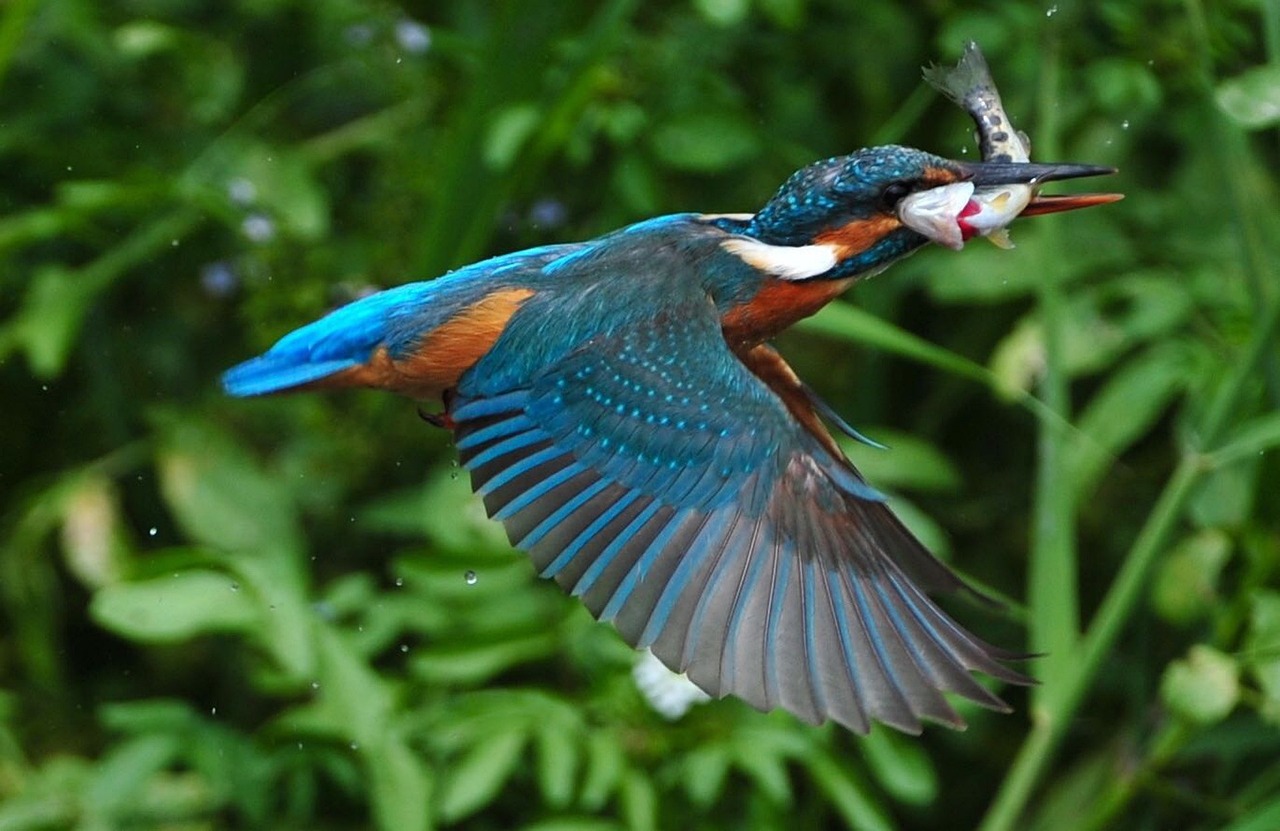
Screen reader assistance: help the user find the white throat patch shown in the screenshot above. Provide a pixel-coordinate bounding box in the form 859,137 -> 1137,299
721,237 -> 839,281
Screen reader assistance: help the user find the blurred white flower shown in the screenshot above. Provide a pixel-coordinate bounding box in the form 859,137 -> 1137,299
632,649 -> 711,720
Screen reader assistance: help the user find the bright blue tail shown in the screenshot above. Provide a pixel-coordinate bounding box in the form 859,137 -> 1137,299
221,282 -> 437,397
221,353 -> 363,397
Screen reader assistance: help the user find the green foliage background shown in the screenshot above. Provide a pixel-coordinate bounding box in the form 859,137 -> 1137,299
3,0 -> 1280,828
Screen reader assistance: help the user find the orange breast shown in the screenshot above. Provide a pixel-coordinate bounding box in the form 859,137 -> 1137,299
721,277 -> 854,349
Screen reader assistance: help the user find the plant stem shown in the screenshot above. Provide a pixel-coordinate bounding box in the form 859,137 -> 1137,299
1027,9 -> 1080,712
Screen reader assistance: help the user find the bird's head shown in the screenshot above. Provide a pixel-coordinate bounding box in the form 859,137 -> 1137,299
721,145 -> 1116,281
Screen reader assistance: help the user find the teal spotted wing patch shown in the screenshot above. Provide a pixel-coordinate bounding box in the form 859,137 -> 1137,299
451,304 -> 1027,734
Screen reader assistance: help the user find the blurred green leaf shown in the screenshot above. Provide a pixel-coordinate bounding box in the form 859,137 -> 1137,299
1244,591 -> 1280,724
841,429 -> 962,493
1216,65 -> 1280,129
806,748 -> 895,831
619,769 -> 658,831
366,735 -> 434,831
486,104 -> 542,171
861,727 -> 938,807
156,418 -> 302,554
91,570 -> 258,642
1161,645 -> 1241,725
536,725 -> 580,809
651,112 -> 761,173
579,730 -> 625,811
1068,343 -> 1189,500
1150,530 -> 1231,625
438,732 -> 528,823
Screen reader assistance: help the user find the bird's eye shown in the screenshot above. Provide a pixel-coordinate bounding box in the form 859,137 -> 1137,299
880,181 -> 912,208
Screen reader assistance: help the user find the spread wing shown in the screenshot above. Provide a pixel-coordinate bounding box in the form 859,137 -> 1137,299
451,288 -> 1027,734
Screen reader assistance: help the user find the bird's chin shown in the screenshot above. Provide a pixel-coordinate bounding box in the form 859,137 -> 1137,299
897,181 -> 975,251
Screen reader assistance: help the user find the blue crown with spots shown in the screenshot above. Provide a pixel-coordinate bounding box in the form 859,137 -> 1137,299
747,145 -> 951,246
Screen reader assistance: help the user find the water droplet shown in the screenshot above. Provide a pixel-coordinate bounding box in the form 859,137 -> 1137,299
399,644 -> 409,653
229,582 -> 240,592
464,570 -> 478,585
394,577 -> 404,587
1046,4 -> 1058,16
310,681 -> 320,690
1121,119 -> 1131,130
350,741 -> 360,750
211,706 -> 217,716
148,527 -> 157,536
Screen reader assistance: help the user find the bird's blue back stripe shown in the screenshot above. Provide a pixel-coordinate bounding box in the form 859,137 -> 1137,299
473,445 -> 563,496
492,460 -> 587,521
542,244 -> 600,275
801,557 -> 828,716
600,509 -> 691,622
641,507 -> 735,651
573,501 -> 663,601
762,539 -> 793,705
542,490 -> 643,578
456,415 -> 534,450
681,512 -> 750,665
465,428 -> 546,469
522,479 -> 612,553
452,391 -> 528,421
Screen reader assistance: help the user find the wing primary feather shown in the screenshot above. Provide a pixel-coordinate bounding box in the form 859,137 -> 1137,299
719,517 -> 769,697
572,500 -> 664,600
492,460 -> 588,521
452,391 -> 529,421
635,509 -> 721,648
684,512 -> 759,696
873,578 -> 1008,714
800,555 -> 830,722
465,428 -> 549,469
542,490 -> 644,579
601,507 -> 697,623
616,510 -> 712,646
473,444 -> 562,496
841,562 -> 921,733
518,478 -> 613,551
824,566 -> 871,733
456,413 -> 533,451
886,571 -> 1032,687
677,510 -> 749,670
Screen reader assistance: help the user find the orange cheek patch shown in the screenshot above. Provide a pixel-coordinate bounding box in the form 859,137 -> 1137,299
815,215 -> 901,259
323,288 -> 536,399
920,165 -> 962,188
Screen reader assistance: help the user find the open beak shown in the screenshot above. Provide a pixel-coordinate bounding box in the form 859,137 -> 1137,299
899,160 -> 1121,250
961,159 -> 1122,219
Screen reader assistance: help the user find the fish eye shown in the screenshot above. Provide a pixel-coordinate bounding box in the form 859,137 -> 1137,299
880,181 -> 913,208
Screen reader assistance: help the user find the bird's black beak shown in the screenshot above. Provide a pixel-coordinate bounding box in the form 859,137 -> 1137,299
957,160 -> 1115,187
956,160 -> 1123,216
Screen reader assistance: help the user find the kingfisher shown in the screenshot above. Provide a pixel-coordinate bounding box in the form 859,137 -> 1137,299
223,145 -> 1117,734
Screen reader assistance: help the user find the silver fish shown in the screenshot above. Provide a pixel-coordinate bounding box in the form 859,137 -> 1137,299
924,42 -> 1037,249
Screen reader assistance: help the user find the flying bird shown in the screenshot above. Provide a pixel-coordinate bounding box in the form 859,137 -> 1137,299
223,143 -> 1117,734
